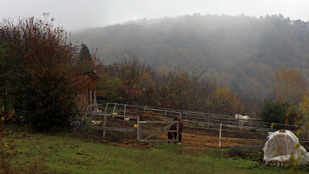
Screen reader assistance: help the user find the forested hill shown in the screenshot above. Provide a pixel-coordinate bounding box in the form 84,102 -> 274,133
72,14 -> 309,100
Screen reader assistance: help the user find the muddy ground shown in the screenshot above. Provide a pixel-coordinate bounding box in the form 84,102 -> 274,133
159,132 -> 264,149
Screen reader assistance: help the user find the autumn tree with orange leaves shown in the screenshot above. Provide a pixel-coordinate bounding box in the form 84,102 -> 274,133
273,66 -> 308,104
0,14 -> 87,131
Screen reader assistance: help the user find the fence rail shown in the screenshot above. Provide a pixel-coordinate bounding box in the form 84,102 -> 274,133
74,101 -> 309,142
71,111 -> 181,143
138,120 -> 179,142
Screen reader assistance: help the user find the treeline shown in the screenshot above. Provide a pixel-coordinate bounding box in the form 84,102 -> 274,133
97,53 -> 309,126
73,14 -> 309,103
97,53 -> 244,115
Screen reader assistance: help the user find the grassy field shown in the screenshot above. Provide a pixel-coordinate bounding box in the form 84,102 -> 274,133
1,126 -> 308,174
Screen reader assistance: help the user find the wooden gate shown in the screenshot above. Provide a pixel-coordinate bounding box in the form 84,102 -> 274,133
72,110 -> 181,143
137,118 -> 180,143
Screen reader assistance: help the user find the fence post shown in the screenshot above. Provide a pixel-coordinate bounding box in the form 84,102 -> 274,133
228,118 -> 230,132
113,103 -> 117,113
124,105 -> 127,115
176,121 -> 179,144
105,103 -> 108,113
207,114 -> 210,128
219,123 -> 222,148
103,114 -> 107,137
137,116 -> 140,141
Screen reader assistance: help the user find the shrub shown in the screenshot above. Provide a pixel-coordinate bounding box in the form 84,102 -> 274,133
0,14 -> 82,131
257,100 -> 296,125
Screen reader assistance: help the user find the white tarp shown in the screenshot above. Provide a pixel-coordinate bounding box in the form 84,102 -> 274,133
263,129 -> 309,165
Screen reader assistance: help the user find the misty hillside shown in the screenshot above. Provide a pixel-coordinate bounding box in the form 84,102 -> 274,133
72,14 -> 309,100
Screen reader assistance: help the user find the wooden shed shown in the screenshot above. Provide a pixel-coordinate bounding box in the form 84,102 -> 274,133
77,71 -> 100,110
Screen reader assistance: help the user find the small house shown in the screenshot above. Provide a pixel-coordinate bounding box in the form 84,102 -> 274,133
77,71 -> 100,110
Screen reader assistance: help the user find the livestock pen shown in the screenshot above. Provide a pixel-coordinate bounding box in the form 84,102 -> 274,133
73,101 -> 309,149
71,110 -> 183,143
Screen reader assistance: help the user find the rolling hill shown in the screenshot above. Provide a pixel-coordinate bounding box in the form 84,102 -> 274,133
72,14 -> 309,101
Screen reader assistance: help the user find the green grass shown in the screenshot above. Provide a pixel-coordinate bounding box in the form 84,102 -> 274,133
1,127 -> 308,174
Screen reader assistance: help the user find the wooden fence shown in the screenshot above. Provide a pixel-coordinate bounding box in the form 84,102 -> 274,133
71,111 -> 181,143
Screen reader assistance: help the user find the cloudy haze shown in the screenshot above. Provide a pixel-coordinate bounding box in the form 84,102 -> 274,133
1,0 -> 309,31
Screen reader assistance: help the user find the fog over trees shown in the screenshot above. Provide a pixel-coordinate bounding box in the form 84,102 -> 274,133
72,14 -> 309,105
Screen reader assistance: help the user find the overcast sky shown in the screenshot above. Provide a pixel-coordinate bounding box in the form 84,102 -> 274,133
1,0 -> 309,31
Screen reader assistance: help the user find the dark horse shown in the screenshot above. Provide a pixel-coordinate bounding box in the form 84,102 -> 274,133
168,117 -> 184,144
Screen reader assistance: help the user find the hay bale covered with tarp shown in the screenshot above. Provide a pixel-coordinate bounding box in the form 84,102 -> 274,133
263,129 -> 309,165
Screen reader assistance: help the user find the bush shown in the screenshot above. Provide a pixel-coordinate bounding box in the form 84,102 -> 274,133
257,100 -> 295,125
0,14 -> 81,131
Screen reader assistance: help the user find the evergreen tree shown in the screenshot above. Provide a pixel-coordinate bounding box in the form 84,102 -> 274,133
78,43 -> 94,72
